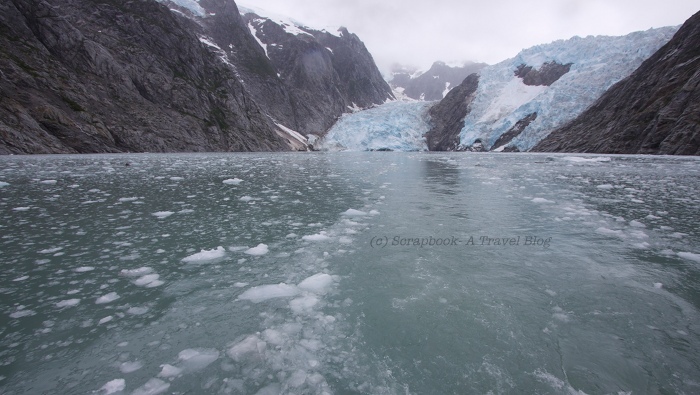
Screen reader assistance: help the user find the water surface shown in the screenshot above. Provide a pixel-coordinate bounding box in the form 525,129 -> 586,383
0,152 -> 699,394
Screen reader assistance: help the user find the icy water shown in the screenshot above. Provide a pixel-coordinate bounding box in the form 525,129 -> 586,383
1,153 -> 699,395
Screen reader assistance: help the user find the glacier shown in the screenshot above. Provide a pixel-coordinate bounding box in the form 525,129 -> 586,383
319,27 -> 678,152
317,101 -> 431,151
461,27 -> 678,151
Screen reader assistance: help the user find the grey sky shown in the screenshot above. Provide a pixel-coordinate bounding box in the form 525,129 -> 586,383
239,1 -> 698,75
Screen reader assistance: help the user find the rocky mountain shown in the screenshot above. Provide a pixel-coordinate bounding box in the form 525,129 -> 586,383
0,0 -> 393,154
424,74 -> 479,150
389,61 -> 486,101
532,10 -> 700,155
235,4 -> 393,136
426,27 -> 678,152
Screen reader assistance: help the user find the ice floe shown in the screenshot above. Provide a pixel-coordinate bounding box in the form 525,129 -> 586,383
182,246 -> 225,262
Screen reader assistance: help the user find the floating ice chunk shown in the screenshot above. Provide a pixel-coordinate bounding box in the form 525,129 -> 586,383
633,242 -> 650,249
289,295 -> 319,314
227,335 -> 266,362
545,289 -> 557,296
98,316 -> 113,324
56,298 -> 80,308
132,378 -> 169,395
341,209 -> 367,216
222,178 -> 243,185
238,283 -> 300,303
96,292 -> 120,304
120,267 -> 153,277
233,282 -> 248,288
152,211 -> 174,219
677,252 -> 700,263
13,276 -> 29,282
553,313 -> 570,322
178,348 -> 220,372
369,210 -> 380,215
629,220 -> 646,228
9,307 -> 36,318
297,273 -> 334,294
120,360 -> 144,373
158,364 -> 183,378
127,306 -> 149,315
244,243 -> 269,256
596,227 -> 625,238
239,196 -> 253,202
653,282 -> 663,289
0,181 -> 8,187
134,274 -> 160,287
254,383 -> 281,395
262,329 -> 285,346
39,247 -> 62,254
302,232 -> 331,242
74,266 -> 95,272
119,197 -> 139,202
13,206 -> 30,211
596,184 -> 614,189
40,180 -> 57,184
169,177 -> 183,181
182,246 -> 225,262
532,197 -> 555,204
98,378 -> 125,394
562,156 -> 611,162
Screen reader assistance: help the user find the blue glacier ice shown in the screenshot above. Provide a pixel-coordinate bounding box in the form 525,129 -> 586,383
318,27 -> 678,152
318,101 -> 431,151
460,27 -> 678,151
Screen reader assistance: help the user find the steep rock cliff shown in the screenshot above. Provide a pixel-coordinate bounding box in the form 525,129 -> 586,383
533,11 -> 700,155
0,0 -> 287,154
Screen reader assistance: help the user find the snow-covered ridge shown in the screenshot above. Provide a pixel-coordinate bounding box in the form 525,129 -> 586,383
460,27 -> 679,151
238,3 -> 340,37
160,0 -> 206,17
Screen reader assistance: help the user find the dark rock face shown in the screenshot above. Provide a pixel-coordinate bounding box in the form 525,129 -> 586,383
491,112 -> 537,150
390,61 -> 486,101
235,11 -> 394,135
0,0 -> 393,154
0,0 -> 288,154
425,74 -> 479,151
514,61 -> 572,86
533,11 -> 700,155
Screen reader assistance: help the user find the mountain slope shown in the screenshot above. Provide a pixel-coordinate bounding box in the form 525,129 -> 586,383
452,27 -> 678,152
424,74 -> 479,150
0,0 -> 286,154
389,61 -> 486,101
532,11 -> 700,155
0,0 -> 393,154
237,6 -> 394,135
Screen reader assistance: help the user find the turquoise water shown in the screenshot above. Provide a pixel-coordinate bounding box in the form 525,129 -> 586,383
0,153 -> 698,394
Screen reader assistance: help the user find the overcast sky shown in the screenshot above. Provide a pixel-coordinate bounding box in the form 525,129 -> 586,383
238,0 -> 698,75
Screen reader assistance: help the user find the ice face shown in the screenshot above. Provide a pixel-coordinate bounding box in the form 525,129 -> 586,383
319,27 -> 676,152
318,101 -> 431,151
459,27 -> 678,151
